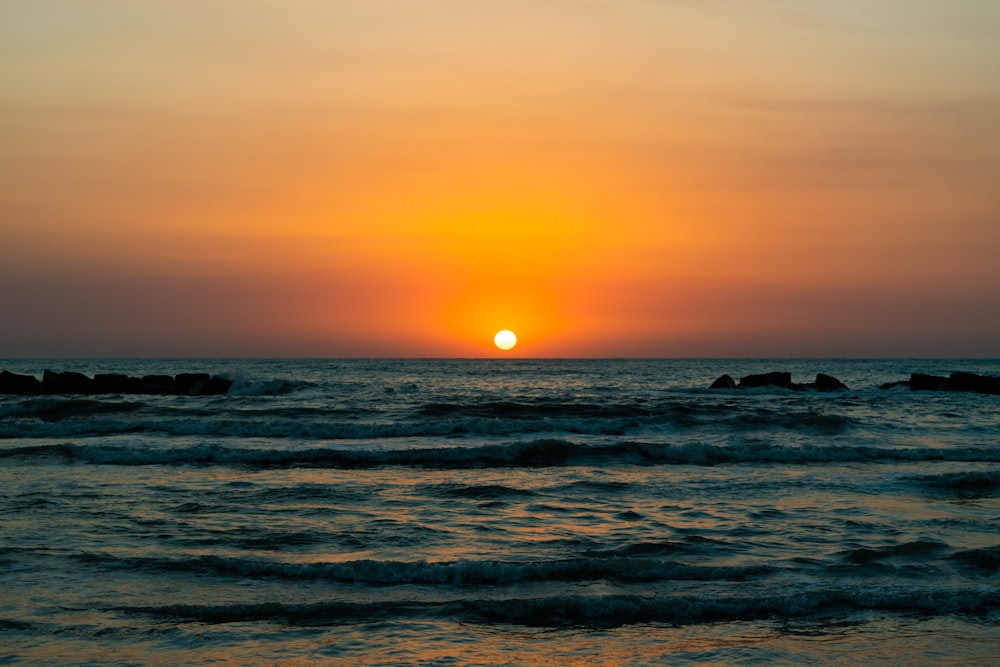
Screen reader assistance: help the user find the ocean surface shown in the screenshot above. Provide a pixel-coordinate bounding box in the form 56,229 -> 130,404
2,358 -> 998,665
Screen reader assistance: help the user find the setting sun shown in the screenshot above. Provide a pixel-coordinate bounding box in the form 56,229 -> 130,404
494,330 -> 517,351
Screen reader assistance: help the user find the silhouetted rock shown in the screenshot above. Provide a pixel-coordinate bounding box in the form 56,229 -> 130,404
739,371 -> 796,389
909,374 -> 947,391
709,374 -> 736,389
93,374 -> 129,394
0,369 -> 234,396
0,370 -> 41,394
878,372 -> 1000,395
813,373 -> 849,392
175,373 -> 211,395
127,375 -> 176,395
943,372 -> 1000,395
42,370 -> 94,394
713,370 -> 850,391
200,375 -> 233,395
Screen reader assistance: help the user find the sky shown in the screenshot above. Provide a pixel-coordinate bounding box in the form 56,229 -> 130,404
2,1 -> 998,358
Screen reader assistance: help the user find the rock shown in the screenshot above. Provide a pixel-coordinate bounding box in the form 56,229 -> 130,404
200,375 -> 233,395
942,372 -> 1000,395
0,369 -> 234,396
715,371 -> 848,391
175,373 -> 211,395
128,375 -> 177,395
42,370 -> 94,394
0,370 -> 42,394
814,373 -> 848,392
709,374 -> 736,389
739,371 -> 796,389
878,372 -> 1000,395
93,374 -> 129,394
909,374 -> 947,391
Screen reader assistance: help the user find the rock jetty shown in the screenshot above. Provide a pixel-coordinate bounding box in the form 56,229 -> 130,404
879,372 -> 1000,395
709,371 -> 849,392
708,370 -> 999,395
0,370 -> 232,396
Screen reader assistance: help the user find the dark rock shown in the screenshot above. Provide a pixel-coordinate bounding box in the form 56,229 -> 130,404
42,370 -> 94,394
814,373 -> 849,392
93,373 -> 129,394
200,375 -> 233,395
909,374 -> 947,391
175,373 -> 211,395
709,374 -> 736,389
0,369 -> 234,396
878,372 -> 1000,395
0,370 -> 42,394
739,371 -> 796,389
128,375 -> 177,395
943,372 -> 1000,395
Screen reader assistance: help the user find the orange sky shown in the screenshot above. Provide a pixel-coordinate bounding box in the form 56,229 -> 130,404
2,1 -> 999,357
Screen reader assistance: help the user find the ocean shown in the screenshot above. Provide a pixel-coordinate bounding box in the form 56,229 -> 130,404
1,358 -> 998,665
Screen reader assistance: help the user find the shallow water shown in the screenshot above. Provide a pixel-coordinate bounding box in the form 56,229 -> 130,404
2,359 -> 999,665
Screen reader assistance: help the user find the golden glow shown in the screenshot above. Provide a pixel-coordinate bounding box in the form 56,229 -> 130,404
1,2 -> 998,356
494,330 -> 517,351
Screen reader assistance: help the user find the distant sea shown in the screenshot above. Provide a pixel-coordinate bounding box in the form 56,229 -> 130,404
2,359 -> 998,665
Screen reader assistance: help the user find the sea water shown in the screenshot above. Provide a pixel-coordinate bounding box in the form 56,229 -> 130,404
1,358 -> 998,665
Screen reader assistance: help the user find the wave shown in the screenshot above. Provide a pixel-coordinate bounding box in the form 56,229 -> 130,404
0,412 -> 652,439
0,397 -> 146,423
839,540 -> 951,564
421,400 -> 854,432
949,546 -> 1000,575
419,401 -> 654,419
5,440 -> 1000,468
725,408 -> 852,434
0,395 -> 858,440
0,619 -> 35,632
226,377 -> 315,397
76,552 -> 772,585
118,584 -> 1000,628
432,483 -> 538,499
585,536 -> 733,559
904,470 -> 1000,497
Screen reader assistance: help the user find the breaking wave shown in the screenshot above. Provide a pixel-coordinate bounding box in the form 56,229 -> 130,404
0,397 -> 146,422
904,470 -> 1000,497
77,552 -> 773,585
119,584 -> 1000,628
0,392 -> 859,440
4,440 -> 998,468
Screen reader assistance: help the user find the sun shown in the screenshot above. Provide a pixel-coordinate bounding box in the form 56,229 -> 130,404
494,330 -> 517,351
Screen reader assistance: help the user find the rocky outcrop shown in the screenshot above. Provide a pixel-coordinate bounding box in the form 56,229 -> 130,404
42,371 -> 93,394
944,372 -> 1000,394
130,375 -> 175,394
0,370 -> 42,394
881,372 -> 1000,395
910,373 -> 947,391
175,373 -> 211,395
738,371 -> 795,389
0,370 -> 233,395
709,374 -> 736,389
710,371 -> 849,392
813,373 -> 849,392
93,374 -> 129,394
710,369 -> 997,394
